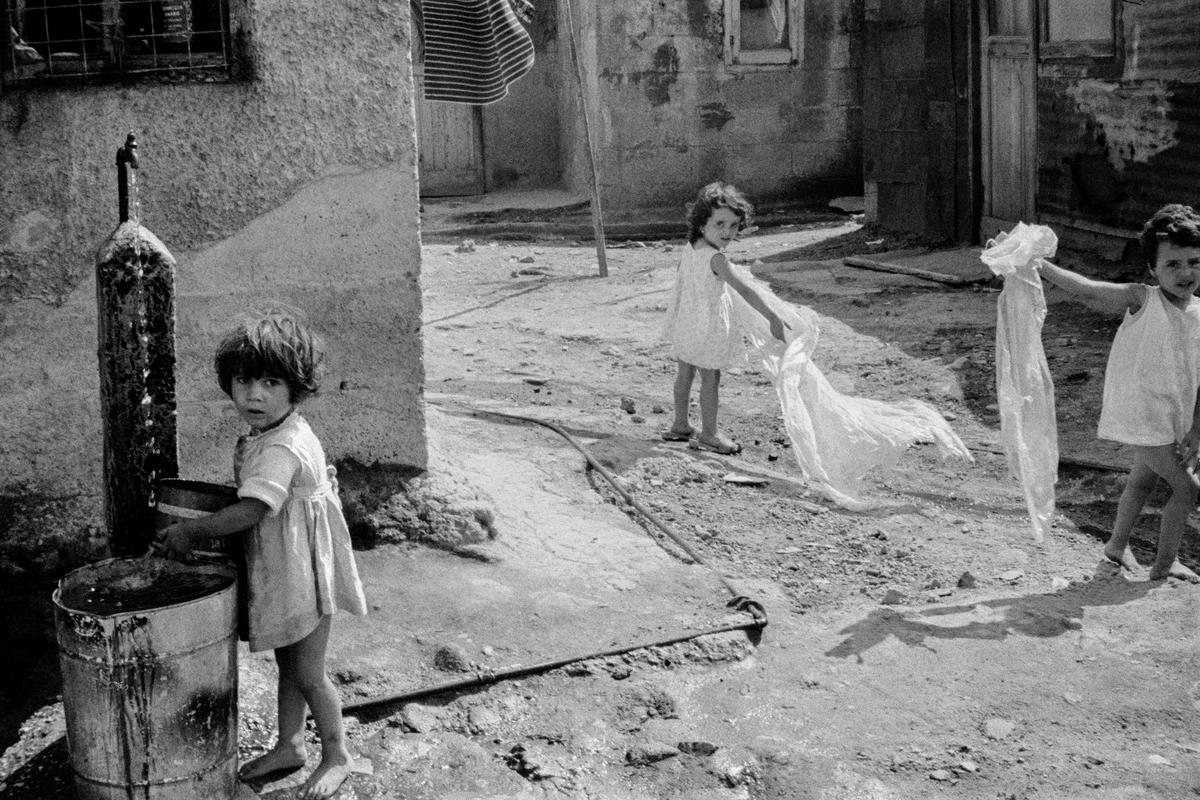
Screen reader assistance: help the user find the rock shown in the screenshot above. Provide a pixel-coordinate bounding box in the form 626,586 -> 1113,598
651,404 -> 665,413
983,718 -> 1016,740
602,346 -> 625,358
626,741 -> 681,765
999,569 -> 1025,582
631,414 -> 646,423
518,255 -> 535,263
1148,754 -> 1173,766
467,705 -> 502,733
677,741 -> 718,756
620,397 -> 636,413
957,571 -> 976,589
881,589 -> 905,605
455,239 -> 476,253
481,645 -> 495,657
929,769 -> 953,781
433,644 -> 472,672
399,703 -> 439,733
368,471 -> 498,549
958,759 -> 979,773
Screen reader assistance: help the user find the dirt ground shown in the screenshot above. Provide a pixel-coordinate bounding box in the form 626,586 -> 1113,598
3,216 -> 1200,799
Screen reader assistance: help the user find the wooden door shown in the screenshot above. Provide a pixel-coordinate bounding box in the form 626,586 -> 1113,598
414,65 -> 486,197
980,0 -> 1037,240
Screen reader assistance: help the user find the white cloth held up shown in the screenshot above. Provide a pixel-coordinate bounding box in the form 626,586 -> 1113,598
980,222 -> 1059,541
728,262 -> 972,510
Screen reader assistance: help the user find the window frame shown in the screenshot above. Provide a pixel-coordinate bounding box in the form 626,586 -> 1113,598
724,0 -> 803,69
1,0 -> 245,88
1037,0 -> 1120,62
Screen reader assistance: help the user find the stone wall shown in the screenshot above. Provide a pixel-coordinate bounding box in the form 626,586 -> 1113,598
861,0 -> 973,241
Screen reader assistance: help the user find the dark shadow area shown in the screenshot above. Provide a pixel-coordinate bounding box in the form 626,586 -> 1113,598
825,564 -> 1155,663
0,582 -> 62,761
0,732 -> 70,798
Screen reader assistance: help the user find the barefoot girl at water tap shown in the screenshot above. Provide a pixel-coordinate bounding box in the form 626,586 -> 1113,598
158,308 -> 368,799
1037,204 -> 1200,582
661,181 -> 789,454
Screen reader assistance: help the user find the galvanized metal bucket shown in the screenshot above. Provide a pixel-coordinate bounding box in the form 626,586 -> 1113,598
53,557 -> 238,800
154,478 -> 249,640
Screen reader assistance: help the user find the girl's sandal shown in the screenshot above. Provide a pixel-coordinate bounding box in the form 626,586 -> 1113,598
660,428 -> 695,442
688,438 -> 742,455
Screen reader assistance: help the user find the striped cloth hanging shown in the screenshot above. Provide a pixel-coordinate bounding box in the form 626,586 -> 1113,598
414,0 -> 536,105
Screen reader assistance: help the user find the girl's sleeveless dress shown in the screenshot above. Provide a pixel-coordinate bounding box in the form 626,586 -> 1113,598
236,412 -> 368,652
1098,285 -> 1200,446
662,241 -> 744,369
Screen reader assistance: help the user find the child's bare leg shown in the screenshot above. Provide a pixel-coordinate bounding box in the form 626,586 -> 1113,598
288,617 -> 354,800
696,368 -> 737,450
238,648 -> 309,781
1132,445 -> 1200,582
668,361 -> 697,436
1104,458 -> 1157,571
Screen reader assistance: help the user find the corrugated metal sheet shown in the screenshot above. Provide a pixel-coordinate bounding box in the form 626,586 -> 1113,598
1036,2 -> 1200,233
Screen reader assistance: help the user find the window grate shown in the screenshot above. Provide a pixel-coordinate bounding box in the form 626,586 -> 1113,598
4,0 -> 236,85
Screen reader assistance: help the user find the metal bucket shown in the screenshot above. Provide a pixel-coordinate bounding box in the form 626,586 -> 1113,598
53,557 -> 238,800
155,478 -> 249,640
154,479 -> 241,556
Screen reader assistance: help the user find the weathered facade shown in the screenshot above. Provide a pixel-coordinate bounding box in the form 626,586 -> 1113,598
0,1 -> 425,564
426,0 -> 864,210
866,0 -> 1200,250
1033,0 -> 1200,250
579,0 -> 863,209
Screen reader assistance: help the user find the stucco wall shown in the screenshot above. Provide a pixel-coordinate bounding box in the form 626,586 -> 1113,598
0,1 -> 425,552
569,0 -> 862,209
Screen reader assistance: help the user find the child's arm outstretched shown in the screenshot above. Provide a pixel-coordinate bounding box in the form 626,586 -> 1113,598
710,252 -> 790,341
1038,259 -> 1145,315
157,498 -> 269,561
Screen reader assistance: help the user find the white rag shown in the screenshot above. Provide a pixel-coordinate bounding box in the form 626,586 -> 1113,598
980,222 -> 1059,541
728,263 -> 972,510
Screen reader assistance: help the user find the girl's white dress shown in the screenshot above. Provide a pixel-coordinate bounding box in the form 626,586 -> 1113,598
1098,285 -> 1200,446
662,240 -> 744,369
235,412 -> 368,651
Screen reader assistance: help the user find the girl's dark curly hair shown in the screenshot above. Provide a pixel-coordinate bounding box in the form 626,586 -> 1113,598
685,181 -> 754,244
214,307 -> 323,403
1140,203 -> 1200,271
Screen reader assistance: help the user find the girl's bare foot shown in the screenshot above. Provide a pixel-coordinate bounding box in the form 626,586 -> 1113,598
238,745 -> 307,783
1103,545 -> 1141,572
1149,559 -> 1200,583
298,751 -> 353,800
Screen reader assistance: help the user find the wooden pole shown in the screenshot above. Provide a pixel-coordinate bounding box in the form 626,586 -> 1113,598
558,0 -> 608,276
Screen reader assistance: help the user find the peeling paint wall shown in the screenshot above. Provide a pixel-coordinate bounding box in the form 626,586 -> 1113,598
1038,1 -> 1200,233
0,2 -> 425,536
861,0 -> 973,241
568,0 -> 862,209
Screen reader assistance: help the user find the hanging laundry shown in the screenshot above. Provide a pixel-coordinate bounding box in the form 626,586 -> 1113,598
980,223 -> 1059,541
728,264 -> 972,510
414,0 -> 536,105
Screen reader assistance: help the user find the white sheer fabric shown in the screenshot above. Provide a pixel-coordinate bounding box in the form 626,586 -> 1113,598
980,223 -> 1059,541
729,263 -> 972,510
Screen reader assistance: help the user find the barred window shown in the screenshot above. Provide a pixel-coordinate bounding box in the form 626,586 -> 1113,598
3,0 -> 241,86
